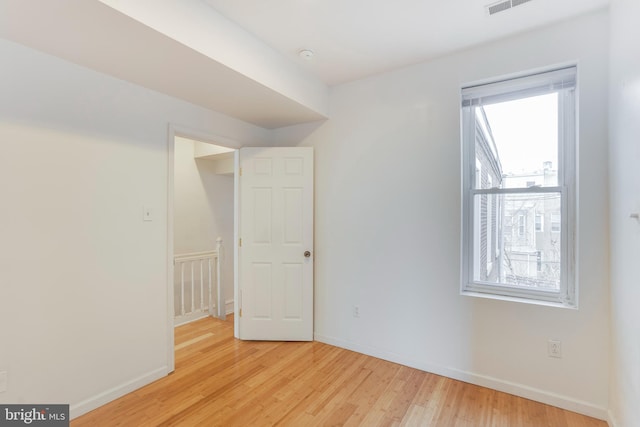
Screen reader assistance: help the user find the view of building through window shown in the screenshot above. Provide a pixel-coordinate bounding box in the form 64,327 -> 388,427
473,93 -> 561,291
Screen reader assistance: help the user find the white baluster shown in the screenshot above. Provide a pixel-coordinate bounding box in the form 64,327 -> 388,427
180,262 -> 185,317
208,258 -> 213,316
190,260 -> 195,314
200,259 -> 204,312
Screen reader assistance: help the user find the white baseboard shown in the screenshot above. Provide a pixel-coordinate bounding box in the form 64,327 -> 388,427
70,366 -> 168,420
607,410 -> 619,427
225,299 -> 234,315
314,333 -> 608,421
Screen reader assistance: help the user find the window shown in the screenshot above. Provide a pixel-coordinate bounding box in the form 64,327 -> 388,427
518,214 -> 526,237
551,213 -> 561,232
535,214 -> 543,232
461,66 -> 576,306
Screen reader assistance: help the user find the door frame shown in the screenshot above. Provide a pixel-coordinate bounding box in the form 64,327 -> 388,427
233,150 -> 240,338
166,124 -> 240,372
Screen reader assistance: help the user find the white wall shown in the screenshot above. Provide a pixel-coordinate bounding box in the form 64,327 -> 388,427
173,138 -> 234,312
276,9 -> 610,418
0,37 -> 269,417
609,0 -> 640,425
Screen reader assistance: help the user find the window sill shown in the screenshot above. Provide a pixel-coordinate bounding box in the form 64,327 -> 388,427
461,290 -> 577,309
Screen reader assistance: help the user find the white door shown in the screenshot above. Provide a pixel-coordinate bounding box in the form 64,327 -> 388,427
236,147 -> 313,341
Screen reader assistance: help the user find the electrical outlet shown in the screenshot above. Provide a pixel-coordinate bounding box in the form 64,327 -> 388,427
0,371 -> 7,393
548,340 -> 562,358
353,305 -> 360,318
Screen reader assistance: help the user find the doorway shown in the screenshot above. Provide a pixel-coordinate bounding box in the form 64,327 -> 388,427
166,130 -> 315,370
166,126 -> 238,371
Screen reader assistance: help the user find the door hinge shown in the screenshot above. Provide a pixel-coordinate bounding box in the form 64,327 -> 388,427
239,308 -> 242,317
239,238 -> 242,247
239,167 -> 242,176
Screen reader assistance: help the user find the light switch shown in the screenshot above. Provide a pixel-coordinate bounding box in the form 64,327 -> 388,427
143,206 -> 153,222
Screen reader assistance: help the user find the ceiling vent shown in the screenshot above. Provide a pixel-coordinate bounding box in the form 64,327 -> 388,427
486,0 -> 532,15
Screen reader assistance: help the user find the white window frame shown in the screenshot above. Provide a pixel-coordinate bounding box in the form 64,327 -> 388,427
460,66 -> 577,307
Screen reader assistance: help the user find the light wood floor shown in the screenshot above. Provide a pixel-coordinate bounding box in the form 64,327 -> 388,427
72,316 -> 606,426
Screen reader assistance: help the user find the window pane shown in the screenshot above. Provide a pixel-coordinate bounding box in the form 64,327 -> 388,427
476,93 -> 559,189
473,192 -> 561,291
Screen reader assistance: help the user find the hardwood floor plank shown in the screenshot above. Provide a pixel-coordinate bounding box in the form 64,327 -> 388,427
71,317 -> 607,427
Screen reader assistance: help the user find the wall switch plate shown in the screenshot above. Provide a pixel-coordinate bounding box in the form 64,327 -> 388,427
548,340 -> 562,358
0,371 -> 7,393
143,206 -> 153,222
353,305 -> 360,318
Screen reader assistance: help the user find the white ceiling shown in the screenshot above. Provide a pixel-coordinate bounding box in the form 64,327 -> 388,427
204,0 -> 609,85
0,0 -> 610,128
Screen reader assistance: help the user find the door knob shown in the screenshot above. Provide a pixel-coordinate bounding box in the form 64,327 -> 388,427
304,251 -> 311,258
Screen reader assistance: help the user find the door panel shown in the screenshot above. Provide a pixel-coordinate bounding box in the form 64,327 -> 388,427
238,147 -> 313,341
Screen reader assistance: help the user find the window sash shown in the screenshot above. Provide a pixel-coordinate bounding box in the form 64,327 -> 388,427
468,190 -> 565,291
